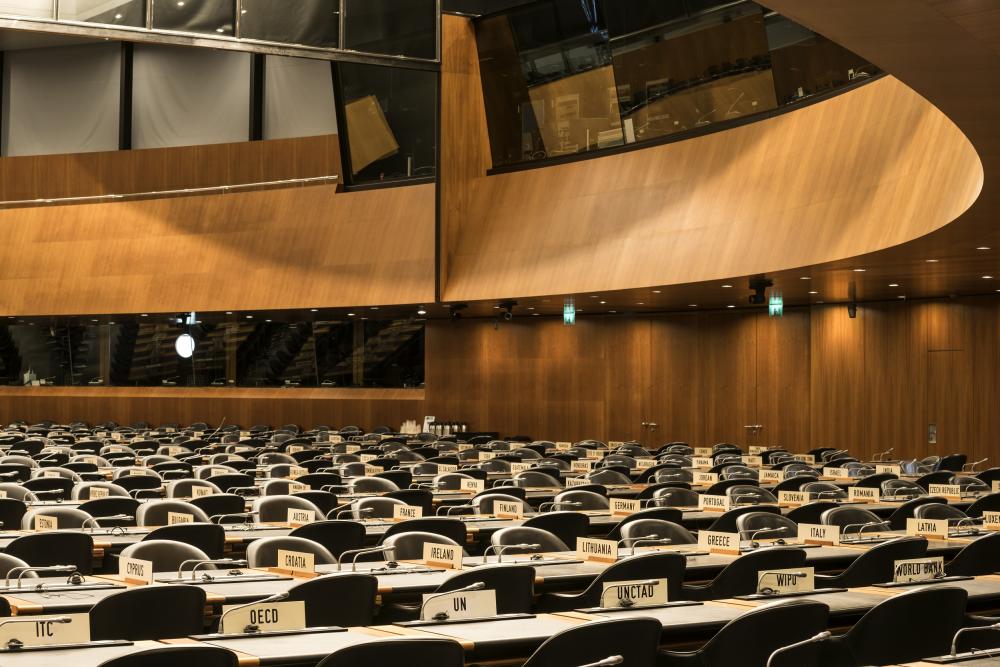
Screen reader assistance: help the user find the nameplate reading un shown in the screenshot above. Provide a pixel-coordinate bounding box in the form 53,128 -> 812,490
34,515 -> 58,531
600,578 -> 668,608
848,486 -> 880,503
167,512 -> 195,525
698,494 -> 730,512
928,484 -> 963,499
493,501 -> 524,519
423,542 -> 463,570
460,479 -> 485,493
893,557 -> 944,583
757,567 -> 815,595
276,549 -> 315,575
0,613 -> 90,647
420,589 -> 497,622
287,508 -> 316,527
778,491 -> 812,507
760,469 -> 785,484
220,600 -> 307,635
119,556 -> 154,585
697,531 -> 740,555
906,517 -> 948,539
393,504 -> 423,521
797,523 -> 839,546
610,498 -> 641,517
576,537 -> 618,563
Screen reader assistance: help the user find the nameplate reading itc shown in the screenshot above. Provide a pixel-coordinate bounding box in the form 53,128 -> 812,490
906,517 -> 948,539
286,508 -> 316,527
610,498 -> 641,517
698,494 -> 730,512
697,531 -> 740,555
276,549 -> 315,575
423,542 -> 463,570
797,523 -> 839,546
600,578 -> 668,608
893,556 -> 944,583
848,487 -> 880,503
420,590 -> 497,622
220,600 -> 306,634
0,614 -> 89,647
392,505 -> 423,521
119,556 -> 154,585
577,537 -> 618,563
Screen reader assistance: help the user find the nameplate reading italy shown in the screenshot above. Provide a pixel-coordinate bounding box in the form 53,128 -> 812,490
0,613 -> 90,647
493,501 -> 523,519
119,556 -> 154,585
600,578 -> 668,608
893,557 -> 944,583
577,537 -> 618,563
287,508 -> 316,527
220,600 -> 307,634
420,589 -> 497,622
393,504 -> 423,521
741,456 -> 763,468
697,531 -> 740,555
698,494 -> 730,512
757,567 -> 814,595
848,486 -> 880,503
424,542 -> 463,570
797,523 -> 839,546
906,517 -> 948,539
610,498 -> 641,517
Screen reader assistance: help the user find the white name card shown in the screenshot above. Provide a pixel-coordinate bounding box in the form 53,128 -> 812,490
420,590 -> 497,622
478,451 -> 497,461
823,467 -> 850,479
635,459 -> 656,470
571,460 -> 595,473
457,444 -> 474,452
276,549 -> 315,575
928,484 -> 962,499
748,446 -> 767,455
359,454 -> 378,463
585,449 -> 604,460
577,537 -> 618,563
509,462 -> 532,475
89,487 -> 110,500
698,494 -> 731,512
423,542 -> 463,569
220,600 -> 307,634
287,446 -> 305,455
119,556 -> 154,585
600,578 -> 668,608
793,454 -> 816,464
493,501 -> 524,519
610,498 -> 641,517
460,479 -> 485,493
287,508 -> 316,527
166,446 -> 186,457
983,511 -> 1000,530
993,481 -> 1000,493
778,491 -> 812,507
192,485 -> 214,498
393,504 -> 423,521
758,567 -> 814,594
0,613 -> 90,647
363,464 -> 382,476
893,557 -> 944,583
694,447 -> 713,457
608,441 -> 626,448
848,487 -> 880,503
167,512 -> 194,525
288,482 -> 309,494
555,442 -> 572,451
741,456 -> 763,468
907,517 -> 949,539
0,490 -> 8,498
565,476 -> 590,487
691,457 -> 714,470
43,470 -> 62,479
798,523 -> 839,546
693,472 -> 719,485
34,515 -> 58,531
287,466 -> 307,479
760,469 -> 785,484
875,464 -> 902,476
345,445 -> 361,454
697,530 -> 740,555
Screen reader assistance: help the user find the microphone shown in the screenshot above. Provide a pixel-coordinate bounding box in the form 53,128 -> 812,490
732,493 -> 762,506
82,515 -> 134,532
210,512 -> 258,527
874,448 -> 894,462
951,517 -> 983,535
218,591 -> 289,634
577,658 -> 623,667
964,458 -> 989,472
744,527 -> 789,548
538,501 -> 583,512
951,623 -> 1000,655
176,558 -> 247,581
481,543 -> 541,563
437,504 -> 477,516
814,491 -> 843,499
757,570 -> 807,596
5,565 -> 77,588
766,631 -> 832,667
336,545 -> 397,571
419,582 -> 486,621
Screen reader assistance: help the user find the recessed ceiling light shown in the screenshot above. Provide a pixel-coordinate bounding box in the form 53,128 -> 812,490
310,309 -> 318,312
532,313 -> 540,316
141,314 -> 148,317
246,315 -> 253,319
898,296 -> 906,299
347,313 -> 355,317
91,319 -> 99,323
727,305 -> 735,309
809,291 -> 818,295
370,307 -> 379,310
114,13 -> 122,19
417,308 -> 427,315
599,301 -> 606,304
226,311 -> 233,315
853,268 -> 866,272
889,283 -> 899,287
652,290 -> 661,294
688,304 -> 698,307
800,276 -> 811,280
527,307 -> 535,310
637,302 -> 644,305
926,259 -> 939,263
977,247 -> 991,251
984,275 -> 995,279
721,284 -> 732,288
609,310 -> 617,313
590,295 -> 599,299
265,319 -> 272,323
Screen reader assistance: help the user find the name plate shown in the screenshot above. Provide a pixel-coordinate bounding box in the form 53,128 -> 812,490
565,477 -> 590,487
119,556 -> 154,585
748,446 -> 767,455
577,537 -> 618,563
741,456 -> 763,468
493,501 -> 523,519
166,446 -> 187,457
634,458 -> 656,470
460,479 -> 485,494
691,457 -> 714,470
875,464 -> 902,475
192,485 -> 214,498
345,445 -> 361,454
287,446 -> 305,454
778,491 -> 812,507
329,435 -> 344,444
571,460 -> 595,473
693,472 -> 719,485
983,511 -> 1000,530
698,494 -> 731,512
288,482 -> 309,494
994,481 -> 1000,493
585,449 -> 604,460
43,470 -> 62,479
276,549 -> 315,575
907,517 -> 948,539
34,515 -> 58,531
694,447 -> 713,457
848,487 -> 880,503
220,600 -> 307,634
792,454 -> 816,464
759,469 -> 785,484
509,462 -> 532,475
167,512 -> 194,525
600,578 -> 668,608
359,454 -> 377,463
823,467 -> 850,479
555,442 -> 572,451
697,530 -> 740,555
0,614 -> 90,647
89,487 -> 110,500
287,508 -> 316,527
928,484 -> 962,499
423,542 -> 463,570
893,556 -> 944,583
393,504 -> 423,521
457,444 -> 474,452
610,498 -> 641,517
758,567 -> 814,594
420,590 -> 497,622
437,464 -> 458,473
364,464 -> 382,476
798,523 -> 839,546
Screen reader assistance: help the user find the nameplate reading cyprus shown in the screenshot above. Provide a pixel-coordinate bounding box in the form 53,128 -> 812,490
287,508 -> 316,527
119,556 -> 154,585
698,531 -> 740,555
423,542 -> 463,570
220,600 -> 306,634
600,578 -> 668,608
393,504 -> 423,521
893,557 -> 944,583
577,537 -> 618,563
275,549 -> 315,575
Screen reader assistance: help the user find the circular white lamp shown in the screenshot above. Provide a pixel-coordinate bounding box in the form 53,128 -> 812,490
175,333 -> 196,359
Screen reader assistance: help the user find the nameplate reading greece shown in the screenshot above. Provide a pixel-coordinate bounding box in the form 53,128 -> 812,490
697,531 -> 740,556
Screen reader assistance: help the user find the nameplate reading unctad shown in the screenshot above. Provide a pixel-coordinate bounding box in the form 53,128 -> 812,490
600,578 -> 668,608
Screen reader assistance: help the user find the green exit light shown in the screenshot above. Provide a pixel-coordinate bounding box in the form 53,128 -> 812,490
769,292 -> 783,317
564,299 -> 576,326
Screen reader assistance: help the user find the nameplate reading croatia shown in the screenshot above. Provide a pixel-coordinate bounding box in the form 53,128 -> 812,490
577,537 -> 618,563
600,578 -> 668,608
275,549 -> 315,575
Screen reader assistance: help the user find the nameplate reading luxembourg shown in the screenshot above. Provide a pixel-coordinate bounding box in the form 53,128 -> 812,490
760,469 -> 785,484
392,504 -> 423,521
610,498 -> 641,517
167,512 -> 194,525
460,479 -> 485,494
758,567 -> 814,595
848,487 -> 880,503
89,487 -> 110,500
893,556 -> 944,583
423,542 -> 463,570
993,481 -> 1000,493
693,472 -> 719,486
983,511 -> 1000,531
577,537 -> 618,563
420,590 -> 497,622
34,515 -> 58,531
287,508 -> 316,527
697,530 -> 740,556
797,523 -> 839,546
119,556 -> 154,585
691,457 -> 714,470
220,600 -> 307,634
493,501 -> 523,519
906,517 -> 949,540
0,614 -> 90,647
778,491 -> 812,507
698,494 -> 730,512
275,549 -> 315,575
600,578 -> 668,608
875,464 -> 902,476
928,484 -> 962,499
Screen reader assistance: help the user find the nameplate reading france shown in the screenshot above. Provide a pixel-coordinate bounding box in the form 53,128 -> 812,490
577,537 -> 618,563
600,578 -> 668,608
893,556 -> 944,583
798,523 -> 839,546
424,542 -> 463,569
493,501 -> 523,519
287,508 -> 316,527
0,613 -> 89,647
699,494 -> 730,512
119,556 -> 154,585
697,531 -> 740,555
848,486 -> 880,503
393,504 -> 423,521
420,589 -> 497,622
610,498 -> 641,517
906,517 -> 948,539
276,549 -> 315,575
220,600 -> 306,634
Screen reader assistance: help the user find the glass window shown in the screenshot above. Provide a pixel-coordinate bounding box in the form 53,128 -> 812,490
240,0 -> 339,48
152,0 -> 234,36
263,55 -> 338,140
344,0 -> 437,60
59,0 -> 146,26
0,0 -> 53,18
337,62 -> 437,183
360,319 -> 424,388
8,323 -> 102,386
110,321 -> 227,387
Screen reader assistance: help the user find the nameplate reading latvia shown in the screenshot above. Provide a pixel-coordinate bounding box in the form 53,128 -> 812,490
119,556 -> 154,585
577,537 -> 618,563
848,486 -> 880,503
393,504 -> 423,521
600,578 -> 668,608
610,498 -> 641,517
287,508 -> 316,527
167,512 -> 194,525
698,494 -> 730,512
928,484 -> 962,499
220,601 -> 307,634
276,549 -> 315,575
893,556 -> 944,583
797,523 -> 839,545
758,567 -> 814,594
420,590 -> 497,622
493,501 -> 523,519
0,614 -> 89,647
423,542 -> 463,569
907,517 -> 948,539
697,530 -> 740,555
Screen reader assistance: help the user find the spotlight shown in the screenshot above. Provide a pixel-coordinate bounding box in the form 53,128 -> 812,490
449,303 -> 468,320
175,333 -> 196,359
748,277 -> 773,305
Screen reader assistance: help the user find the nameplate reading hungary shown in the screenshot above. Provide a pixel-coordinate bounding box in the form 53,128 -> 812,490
275,549 -> 315,576
697,531 -> 740,555
424,542 -> 463,570
893,556 -> 944,583
600,578 -> 668,608
577,537 -> 618,563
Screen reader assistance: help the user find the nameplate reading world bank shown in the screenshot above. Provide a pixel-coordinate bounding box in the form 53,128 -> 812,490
577,537 -> 618,563
698,494 -> 730,512
797,523 -> 839,546
393,504 -> 423,521
757,567 -> 814,595
610,498 -> 641,517
760,469 -> 785,484
423,542 -> 463,569
275,549 -> 315,575
119,556 -> 154,585
848,486 -> 880,503
494,501 -> 523,519
907,517 -> 949,539
927,484 -> 962,499
0,614 -> 90,647
893,556 -> 944,583
778,491 -> 812,507
287,508 -> 316,527
697,531 -> 740,555
600,578 -> 668,608
420,589 -> 497,622
220,600 -> 307,634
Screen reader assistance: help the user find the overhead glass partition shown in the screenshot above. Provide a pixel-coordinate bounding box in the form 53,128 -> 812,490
240,0 -> 340,48
344,0 -> 438,60
151,0 -> 236,36
59,0 -> 146,26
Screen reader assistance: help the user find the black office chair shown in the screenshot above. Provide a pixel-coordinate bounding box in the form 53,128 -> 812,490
205,473 -> 256,493
190,493 -> 246,521
289,520 -> 366,558
819,506 -> 884,531
538,552 -> 687,612
385,564 -> 536,621
522,617 -> 661,667
816,536 -> 927,588
96,646 -> 238,667
381,531 -> 466,561
491,526 -> 568,552
22,506 -> 94,529
801,482 -> 847,501
379,518 -> 467,547
660,600 -> 830,667
953,475 -> 990,493
772,476 -> 816,493
945,532 -> 1000,576
523,512 -> 589,549
0,553 -> 32,579
553,490 -> 609,510
786,501 -> 841,525
939,454 -> 968,472
885,495 -> 945,530
6,532 -> 94,573
913,503 -> 968,521
706,479 -> 759,496
727,485 -> 777,506
853,473 -> 897,489
619,519 -> 696,546
246,536 -> 336,568
316,638 -> 465,667
385,489 -> 435,515
914,470 -> 954,490
604,507 -> 682,540
967,492 -> 1000,517
683,547 -> 807,601
652,487 -> 701,507
587,469 -> 632,486
90,586 -> 207,640
291,491 -> 340,517
143,523 -> 226,559
0,497 -> 26,533
707,505 -> 781,533
286,573 -> 378,626
734,512 -> 798,543
819,586 -> 967,666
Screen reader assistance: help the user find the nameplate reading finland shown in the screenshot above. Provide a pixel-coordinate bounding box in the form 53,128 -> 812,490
493,501 -> 523,519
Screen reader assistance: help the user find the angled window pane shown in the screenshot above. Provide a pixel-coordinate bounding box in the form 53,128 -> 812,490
59,0 -> 146,27
263,56 -> 338,140
240,0 -> 339,48
344,0 -> 437,60
152,0 -> 234,36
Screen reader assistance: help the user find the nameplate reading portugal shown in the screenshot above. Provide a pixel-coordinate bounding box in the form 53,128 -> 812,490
893,556 -> 944,583
119,556 -> 154,585
848,486 -> 880,503
797,523 -> 839,546
423,542 -> 463,570
0,613 -> 89,647
220,600 -> 306,634
757,567 -> 814,595
697,530 -> 740,555
906,517 -> 948,539
420,589 -> 496,622
275,549 -> 315,575
698,494 -> 730,512
287,508 -> 316,527
610,498 -> 641,517
600,578 -> 668,608
393,504 -> 423,521
576,537 -> 618,563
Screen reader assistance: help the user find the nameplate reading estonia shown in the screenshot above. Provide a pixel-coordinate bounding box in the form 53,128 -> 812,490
600,578 -> 668,608
757,567 -> 814,594
697,531 -> 740,555
610,498 -> 641,517
393,504 -> 423,521
906,518 -> 948,539
848,486 -> 880,503
893,556 -> 944,583
423,542 -> 463,569
0,614 -> 89,647
698,494 -> 730,512
493,501 -> 523,519
119,556 -> 154,585
420,590 -> 497,622
778,491 -> 812,507
576,537 -> 618,563
276,549 -> 315,575
287,508 -> 316,527
220,600 -> 306,634
797,523 -> 839,545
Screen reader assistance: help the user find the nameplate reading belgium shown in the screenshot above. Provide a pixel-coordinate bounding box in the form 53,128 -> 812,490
423,542 -> 463,570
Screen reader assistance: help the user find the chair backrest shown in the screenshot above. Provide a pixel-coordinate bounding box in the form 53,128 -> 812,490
120,539 -> 210,572
136,501 -> 210,526
800,481 -> 847,500
353,496 -> 407,519
7,532 -> 95,572
785,501 -> 841,525
22,506 -> 94,530
490,526 -> 569,552
95,646 -> 238,667
252,495 -> 324,523
707,505 -> 780,533
143,524 -> 226,559
652,487 -> 700,507
686,547 -> 807,600
885,495 -> 947,530
514,470 -> 563,488
966,492 -> 1000,518
619,519 -> 696,547
90,586 -> 207,640
522,512 -> 589,550
522,617 -> 661,667
0,552 -> 31,578
316,639 -> 465,667
472,493 -> 531,515
605,507 -> 682,540
829,536 -> 928,587
286,573 -> 379,626
289,520 -> 367,558
553,490 -> 609,510
189,493 -> 246,521
380,518 -> 467,547
246,536 -> 337,568
381,531 -> 464,561
946,531 -> 1000,576
350,477 -> 400,494
913,502 -> 968,521
726,485 -> 776,504
576,552 -> 688,606
586,469 -> 632,485
914,470 -> 954,490
72,482 -> 131,500
881,478 -> 926,499
819,506 -> 883,529
734,511 -> 798,539
435,564 -> 536,614
706,479 -> 758,496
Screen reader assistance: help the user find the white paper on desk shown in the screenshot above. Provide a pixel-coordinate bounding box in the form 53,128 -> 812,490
420,589 -> 497,621
219,600 -> 306,634
0,613 -> 90,646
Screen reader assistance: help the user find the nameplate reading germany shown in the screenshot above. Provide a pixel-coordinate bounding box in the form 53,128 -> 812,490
577,537 -> 618,563
423,542 -> 463,570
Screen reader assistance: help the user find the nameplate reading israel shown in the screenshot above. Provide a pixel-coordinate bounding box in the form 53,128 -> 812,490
423,542 -> 463,569
797,523 -> 839,546
760,469 -> 785,484
460,478 -> 485,493
420,589 -> 497,622
167,512 -> 194,525
287,508 -> 316,527
823,467 -> 849,479
928,484 -> 962,499
848,486 -> 880,503
35,515 -> 58,531
600,578 -> 668,608
757,567 -> 814,595
393,504 -> 422,521
555,442 -> 572,451
276,549 -> 315,575
119,556 -> 154,585
0,613 -> 89,647
893,556 -> 944,583
494,501 -> 523,519
89,487 -> 110,500
906,517 -> 948,539
699,494 -> 730,512
220,600 -> 306,634
697,530 -> 740,555
610,498 -> 641,517
577,537 -> 618,563
691,457 -> 714,470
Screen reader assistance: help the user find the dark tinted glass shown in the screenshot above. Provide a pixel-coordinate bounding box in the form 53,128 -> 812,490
111,322 -> 227,387
6,323 -> 102,386
152,0 -> 234,36
240,0 -> 340,47
344,0 -> 437,60
60,0 -> 146,27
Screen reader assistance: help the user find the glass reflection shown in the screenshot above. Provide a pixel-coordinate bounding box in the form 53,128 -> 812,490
240,0 -> 339,48
152,0 -> 234,36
